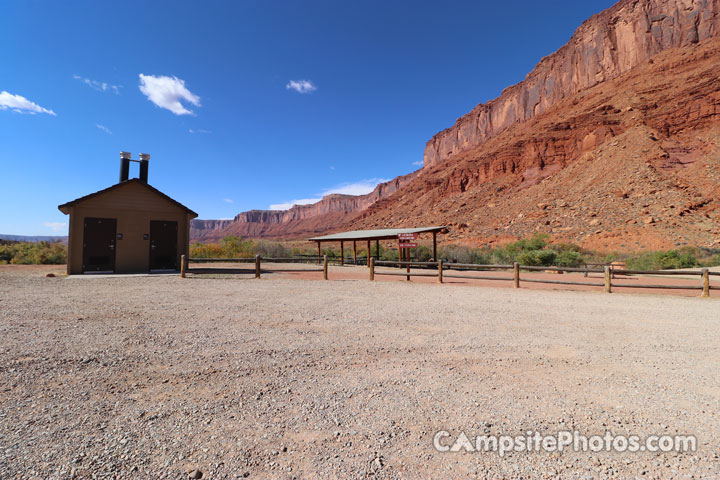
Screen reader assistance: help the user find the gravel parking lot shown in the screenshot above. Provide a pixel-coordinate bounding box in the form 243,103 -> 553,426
1,265 -> 719,479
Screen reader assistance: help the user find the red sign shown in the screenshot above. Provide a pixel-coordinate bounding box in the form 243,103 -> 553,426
399,242 -> 417,248
398,233 -> 418,241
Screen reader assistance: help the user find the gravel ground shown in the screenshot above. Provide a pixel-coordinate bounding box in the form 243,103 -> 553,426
1,265 -> 719,479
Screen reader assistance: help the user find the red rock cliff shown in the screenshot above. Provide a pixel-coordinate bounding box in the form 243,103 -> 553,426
423,0 -> 720,168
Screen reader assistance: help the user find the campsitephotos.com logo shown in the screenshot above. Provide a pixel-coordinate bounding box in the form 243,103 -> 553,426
433,430 -> 697,457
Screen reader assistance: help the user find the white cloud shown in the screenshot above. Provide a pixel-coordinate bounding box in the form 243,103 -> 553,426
138,74 -> 200,115
0,91 -> 56,115
269,198 -> 322,210
43,222 -> 67,232
96,124 -> 112,134
269,178 -> 388,210
412,160 -> 423,167
189,128 -> 210,134
321,178 -> 388,196
286,80 -> 317,94
223,198 -> 233,204
73,75 -> 120,94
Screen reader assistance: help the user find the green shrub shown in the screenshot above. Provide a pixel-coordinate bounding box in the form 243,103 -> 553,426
415,245 -> 433,262
603,252 -> 619,264
701,253 -> 720,268
556,250 -> 584,267
0,241 -> 67,265
380,248 -> 399,261
522,233 -> 551,251
190,235 -> 301,259
625,249 -> 699,270
554,242 -> 582,253
492,234 -> 551,264
439,245 -> 492,264
255,240 -> 291,258
517,249 -> 557,266
434,234 -> 590,267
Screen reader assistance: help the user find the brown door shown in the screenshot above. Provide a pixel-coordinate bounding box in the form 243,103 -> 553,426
82,218 -> 117,272
149,220 -> 178,270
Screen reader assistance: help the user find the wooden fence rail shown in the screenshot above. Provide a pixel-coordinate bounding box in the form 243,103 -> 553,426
444,263 -> 514,270
181,255 -> 713,297
182,255 -> 329,280
613,269 -> 710,276
189,257 -> 321,263
374,260 -> 440,267
522,265 -> 605,274
368,259 -> 713,297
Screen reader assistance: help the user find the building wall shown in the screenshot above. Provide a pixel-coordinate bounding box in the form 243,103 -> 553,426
65,182 -> 193,274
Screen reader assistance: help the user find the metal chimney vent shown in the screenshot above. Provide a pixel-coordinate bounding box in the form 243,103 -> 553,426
119,151 -> 131,182
118,151 -> 150,183
139,153 -> 150,184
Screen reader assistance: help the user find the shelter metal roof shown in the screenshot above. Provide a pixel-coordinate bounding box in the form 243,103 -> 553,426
308,226 -> 448,242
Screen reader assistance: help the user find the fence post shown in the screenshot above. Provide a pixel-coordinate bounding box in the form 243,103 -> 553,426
513,262 -> 520,288
702,268 -> 710,298
369,257 -> 375,281
323,255 -> 328,280
604,266 -> 612,293
438,259 -> 443,284
180,254 -> 187,278
255,255 -> 261,279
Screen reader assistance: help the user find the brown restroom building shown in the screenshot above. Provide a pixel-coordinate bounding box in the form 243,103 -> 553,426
58,153 -> 198,275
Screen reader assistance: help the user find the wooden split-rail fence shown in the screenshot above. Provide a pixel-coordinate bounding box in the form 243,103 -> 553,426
181,255 -> 329,280
180,255 -> 716,297
369,258 -> 716,297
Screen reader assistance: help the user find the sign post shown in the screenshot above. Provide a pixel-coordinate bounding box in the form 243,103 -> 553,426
398,232 -> 418,249
398,233 -> 418,281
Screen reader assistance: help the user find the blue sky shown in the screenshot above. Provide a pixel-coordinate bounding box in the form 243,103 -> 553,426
0,0 -> 617,235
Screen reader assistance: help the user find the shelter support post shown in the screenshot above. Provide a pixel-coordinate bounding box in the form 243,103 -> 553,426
317,242 -> 321,264
353,241 -> 357,265
433,231 -> 437,261
376,240 -> 379,261
367,240 -> 371,267
340,241 -> 344,266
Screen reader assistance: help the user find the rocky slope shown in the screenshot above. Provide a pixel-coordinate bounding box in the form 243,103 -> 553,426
424,0 -> 720,168
354,36 -> 720,250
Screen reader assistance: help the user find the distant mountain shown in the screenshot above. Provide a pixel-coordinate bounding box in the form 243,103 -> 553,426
191,172 -> 418,242
0,234 -> 68,244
